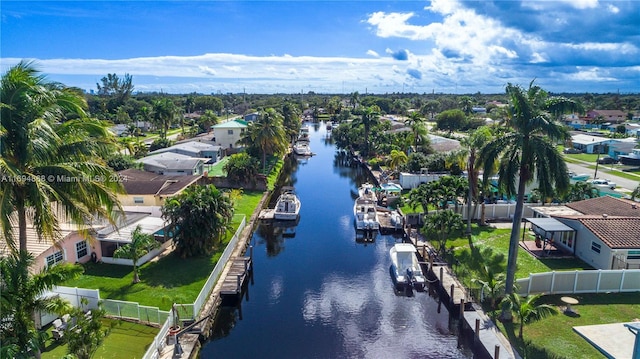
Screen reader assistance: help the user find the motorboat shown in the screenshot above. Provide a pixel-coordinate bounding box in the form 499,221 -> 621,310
274,187 -> 301,220
358,182 -> 378,202
389,243 -> 426,291
293,141 -> 312,156
618,148 -> 640,166
298,126 -> 310,142
353,197 -> 380,231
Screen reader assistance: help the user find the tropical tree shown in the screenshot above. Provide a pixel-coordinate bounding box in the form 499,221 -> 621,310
563,181 -> 600,202
349,91 -> 360,110
435,109 -> 467,134
64,299 -> 112,359
421,99 -> 440,120
113,225 -> 159,283
388,149 -> 408,174
472,265 -> 506,311
423,209 -> 463,255
351,105 -> 381,157
479,80 -> 578,319
162,184 -> 234,258
0,61 -> 124,253
0,251 -> 83,358
404,111 -> 428,150
459,95 -> 474,115
503,293 -> 559,340
238,108 -> 288,172
630,183 -> 640,201
223,152 -> 260,185
152,97 -> 177,139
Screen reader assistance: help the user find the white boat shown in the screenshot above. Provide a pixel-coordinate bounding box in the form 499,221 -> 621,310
358,183 -> 378,202
293,141 -> 312,156
618,148 -> 640,166
353,197 -> 380,231
298,126 -> 310,142
274,187 -> 301,220
389,243 -> 426,291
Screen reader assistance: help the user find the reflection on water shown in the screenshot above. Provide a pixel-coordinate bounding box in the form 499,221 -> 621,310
202,123 -> 470,359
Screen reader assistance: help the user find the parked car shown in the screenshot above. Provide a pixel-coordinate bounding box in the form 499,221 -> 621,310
591,179 -> 617,189
597,156 -> 618,164
563,148 -> 582,154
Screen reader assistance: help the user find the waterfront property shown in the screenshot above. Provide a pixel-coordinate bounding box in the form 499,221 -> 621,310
210,119 -> 248,149
530,196 -> 640,270
137,152 -> 205,176
117,168 -> 201,206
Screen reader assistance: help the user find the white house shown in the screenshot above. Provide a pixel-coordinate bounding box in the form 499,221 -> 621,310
137,152 -> 204,176
530,196 -> 640,270
211,119 -> 248,149
148,140 -> 223,164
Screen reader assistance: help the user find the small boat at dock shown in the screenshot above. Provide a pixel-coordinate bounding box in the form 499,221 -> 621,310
274,187 -> 301,220
353,197 -> 380,231
389,243 -> 426,291
293,141 -> 312,156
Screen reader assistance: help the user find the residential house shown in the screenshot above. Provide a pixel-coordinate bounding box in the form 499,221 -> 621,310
95,207 -> 172,265
586,109 -> 627,125
243,112 -> 259,122
211,119 -> 248,149
137,152 -> 204,176
530,196 -> 640,270
607,123 -> 640,137
117,168 -> 201,206
147,140 -> 223,164
570,133 -> 626,154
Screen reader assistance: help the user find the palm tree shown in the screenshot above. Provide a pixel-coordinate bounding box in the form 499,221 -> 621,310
563,181 -> 600,202
479,80 -> 578,319
503,292 -> 559,340
423,209 -> 463,255
404,111 -> 428,151
459,95 -> 474,115
349,91 -> 360,110
388,149 -> 408,174
238,108 -> 288,172
472,265 -> 506,311
456,127 -> 493,233
152,97 -> 177,139
1,61 -> 124,253
0,250 -> 83,358
351,105 -> 380,157
630,183 -> 640,201
113,225 -> 159,283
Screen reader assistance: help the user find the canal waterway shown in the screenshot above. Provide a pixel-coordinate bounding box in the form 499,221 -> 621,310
201,123 -> 471,359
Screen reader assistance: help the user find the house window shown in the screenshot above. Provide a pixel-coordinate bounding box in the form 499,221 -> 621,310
591,241 -> 601,254
46,251 -> 64,267
76,240 -> 88,259
628,250 -> 640,260
134,197 -> 144,204
227,130 -> 234,135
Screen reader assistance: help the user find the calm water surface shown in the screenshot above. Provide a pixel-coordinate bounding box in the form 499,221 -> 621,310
201,123 -> 470,359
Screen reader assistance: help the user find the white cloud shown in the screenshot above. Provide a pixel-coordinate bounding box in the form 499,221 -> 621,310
607,4 -> 619,13
565,67 -> 617,82
366,50 -> 379,57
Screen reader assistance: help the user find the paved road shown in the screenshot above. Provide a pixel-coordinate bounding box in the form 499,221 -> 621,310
566,160 -> 640,193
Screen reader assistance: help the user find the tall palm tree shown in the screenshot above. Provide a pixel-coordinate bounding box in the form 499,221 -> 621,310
479,80 -> 578,319
113,225 -> 159,283
459,95 -> 474,115
404,111 -> 428,151
388,149 -> 408,174
0,250 -> 83,358
1,61 -> 124,253
503,292 -> 559,340
351,105 -> 380,157
238,108 -> 288,172
455,127 -> 493,233
152,97 -> 177,139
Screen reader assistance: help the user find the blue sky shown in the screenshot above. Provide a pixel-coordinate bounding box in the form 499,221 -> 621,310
2,0 -> 639,94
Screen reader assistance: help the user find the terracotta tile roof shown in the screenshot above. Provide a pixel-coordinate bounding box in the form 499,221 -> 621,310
565,195 -> 640,217
578,217 -> 640,249
118,169 -> 201,196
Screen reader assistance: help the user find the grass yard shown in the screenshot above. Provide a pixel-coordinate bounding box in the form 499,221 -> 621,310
205,156 -> 230,177
42,319 -> 158,359
437,225 -> 639,359
494,293 -> 640,359
62,190 -> 265,310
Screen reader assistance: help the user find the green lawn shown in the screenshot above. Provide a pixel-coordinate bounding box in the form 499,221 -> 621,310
62,191 -> 264,310
438,225 -> 639,359
564,153 -> 599,163
205,156 -> 230,177
42,319 -> 158,359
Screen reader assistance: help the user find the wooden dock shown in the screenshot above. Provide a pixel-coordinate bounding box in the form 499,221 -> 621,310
376,207 -> 404,233
258,209 -> 275,220
462,309 -> 520,359
220,257 -> 252,297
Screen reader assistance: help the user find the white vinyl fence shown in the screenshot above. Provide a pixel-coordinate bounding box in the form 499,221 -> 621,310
515,269 -> 640,296
44,215 -> 247,359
